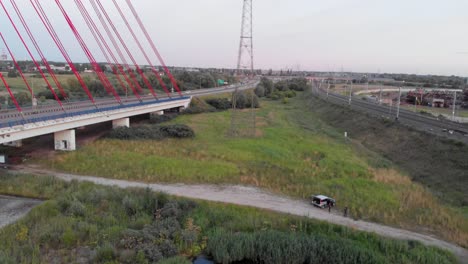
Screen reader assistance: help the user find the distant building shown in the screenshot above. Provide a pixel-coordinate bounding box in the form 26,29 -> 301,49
0,49 -> 7,61
432,98 -> 445,108
34,64 -> 71,72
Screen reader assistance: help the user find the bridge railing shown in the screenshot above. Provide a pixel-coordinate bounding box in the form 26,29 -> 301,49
0,96 -> 189,129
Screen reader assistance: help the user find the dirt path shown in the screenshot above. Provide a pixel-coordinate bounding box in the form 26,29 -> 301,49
0,195 -> 42,229
11,166 -> 468,262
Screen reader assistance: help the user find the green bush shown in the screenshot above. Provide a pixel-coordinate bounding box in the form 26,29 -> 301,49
233,90 -> 260,108
160,124 -> 195,138
254,85 -> 265,97
158,256 -> 191,264
107,124 -> 194,140
95,243 -> 117,262
205,98 -> 232,110
149,114 -> 178,124
107,126 -> 165,140
207,230 -> 383,264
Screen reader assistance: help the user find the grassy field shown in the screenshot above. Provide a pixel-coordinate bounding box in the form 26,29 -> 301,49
0,173 -> 457,264
43,94 -> 468,248
0,73 -> 89,94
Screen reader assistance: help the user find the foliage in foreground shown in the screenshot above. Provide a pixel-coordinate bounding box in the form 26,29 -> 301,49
0,174 -> 456,264
206,230 -> 454,264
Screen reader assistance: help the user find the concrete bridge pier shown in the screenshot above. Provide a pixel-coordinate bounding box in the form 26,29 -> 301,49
112,118 -> 130,129
54,130 -> 76,151
150,111 -> 164,118
3,140 -> 23,148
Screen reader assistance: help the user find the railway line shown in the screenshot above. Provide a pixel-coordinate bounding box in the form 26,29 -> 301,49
314,88 -> 468,143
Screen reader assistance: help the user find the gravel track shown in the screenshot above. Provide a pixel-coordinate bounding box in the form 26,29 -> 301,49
0,195 -> 42,229
11,166 -> 468,262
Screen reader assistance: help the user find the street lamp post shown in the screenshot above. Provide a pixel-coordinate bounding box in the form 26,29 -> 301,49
379,84 -> 383,105
396,81 -> 404,120
452,91 -> 457,121
348,80 -> 353,105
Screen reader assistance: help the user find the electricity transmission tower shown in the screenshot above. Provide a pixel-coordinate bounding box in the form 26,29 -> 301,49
230,0 -> 256,137
236,0 -> 254,76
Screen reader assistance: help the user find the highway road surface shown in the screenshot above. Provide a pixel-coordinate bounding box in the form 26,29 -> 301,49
0,81 -> 258,128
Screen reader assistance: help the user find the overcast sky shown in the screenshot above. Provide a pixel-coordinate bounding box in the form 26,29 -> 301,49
1,0 -> 468,76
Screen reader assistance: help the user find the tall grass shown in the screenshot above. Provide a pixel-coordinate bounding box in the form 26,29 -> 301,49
0,174 -> 457,264
43,96 -> 468,248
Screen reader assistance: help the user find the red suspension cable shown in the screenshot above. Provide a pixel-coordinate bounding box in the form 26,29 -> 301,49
54,0 -> 125,103
0,0 -> 64,110
125,0 -> 183,96
30,0 -> 97,106
94,0 -> 158,99
74,0 -> 140,101
111,0 -> 171,98
87,0 -> 144,97
0,72 -> 22,113
55,1 -> 116,99
9,0 -> 68,101
74,0 -> 127,93
0,32 -> 34,98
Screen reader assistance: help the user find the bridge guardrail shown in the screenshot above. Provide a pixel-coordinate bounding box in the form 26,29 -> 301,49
0,96 -> 189,129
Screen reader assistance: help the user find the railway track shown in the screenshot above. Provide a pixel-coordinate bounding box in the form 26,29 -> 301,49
314,88 -> 468,142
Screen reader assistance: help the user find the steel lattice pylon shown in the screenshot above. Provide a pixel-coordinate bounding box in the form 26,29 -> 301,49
236,0 -> 254,76
230,0 -> 256,138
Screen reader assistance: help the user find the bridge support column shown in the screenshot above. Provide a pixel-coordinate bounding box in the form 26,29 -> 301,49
3,140 -> 22,148
150,111 -> 164,118
54,130 -> 76,151
112,118 -> 130,129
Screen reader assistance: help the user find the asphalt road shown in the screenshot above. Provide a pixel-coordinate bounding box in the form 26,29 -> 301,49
0,81 -> 258,126
315,88 -> 468,143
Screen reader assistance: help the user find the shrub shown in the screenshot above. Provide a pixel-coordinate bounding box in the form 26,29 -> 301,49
184,97 -> 216,115
107,126 -> 165,140
233,90 -> 260,108
123,196 -> 140,216
67,200 -> 86,217
205,98 -> 232,110
160,124 -> 195,138
254,85 -> 265,97
95,243 -> 117,262
62,228 -> 77,247
149,114 -> 178,124
7,70 -> 18,78
158,256 -> 191,264
206,230 -> 385,264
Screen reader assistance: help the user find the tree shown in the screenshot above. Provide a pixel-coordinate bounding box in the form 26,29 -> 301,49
7,70 -> 18,78
259,77 -> 274,96
10,92 -> 31,106
254,85 -> 265,97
